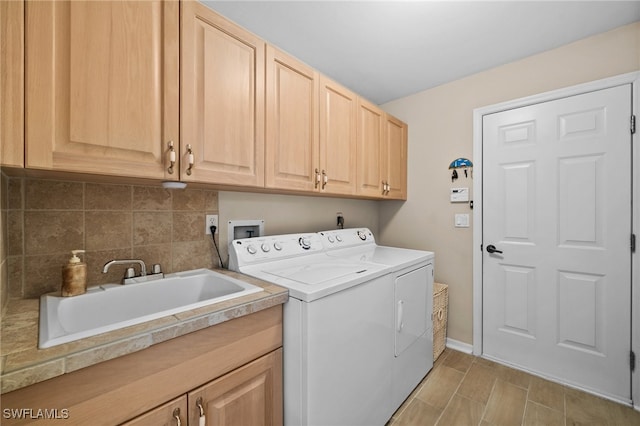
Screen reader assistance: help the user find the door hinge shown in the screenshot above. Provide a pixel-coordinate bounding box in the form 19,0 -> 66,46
631,234 -> 636,253
631,351 -> 636,372
632,115 -> 636,134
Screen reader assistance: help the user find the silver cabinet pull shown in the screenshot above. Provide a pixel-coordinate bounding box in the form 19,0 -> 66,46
322,170 -> 328,189
172,408 -> 182,426
314,168 -> 320,188
186,144 -> 194,176
167,141 -> 176,174
383,181 -> 390,195
196,397 -> 205,426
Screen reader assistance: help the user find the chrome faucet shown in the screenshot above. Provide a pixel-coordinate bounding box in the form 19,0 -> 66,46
102,259 -> 147,276
102,259 -> 164,284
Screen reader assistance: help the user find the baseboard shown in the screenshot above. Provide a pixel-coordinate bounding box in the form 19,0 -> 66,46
445,338 -> 473,354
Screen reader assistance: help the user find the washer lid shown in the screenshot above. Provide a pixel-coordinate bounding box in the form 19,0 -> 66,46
264,262 -> 370,285
326,245 -> 434,271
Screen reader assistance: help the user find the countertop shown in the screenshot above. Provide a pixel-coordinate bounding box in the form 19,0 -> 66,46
0,268 -> 288,394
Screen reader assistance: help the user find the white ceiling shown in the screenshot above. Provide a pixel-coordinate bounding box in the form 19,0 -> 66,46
203,1 -> 640,105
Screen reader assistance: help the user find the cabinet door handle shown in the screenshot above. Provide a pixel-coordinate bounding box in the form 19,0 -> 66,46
382,181 -> 390,195
314,168 -> 320,188
167,141 -> 176,174
322,170 -> 328,189
186,144 -> 194,176
172,408 -> 182,426
196,397 -> 205,426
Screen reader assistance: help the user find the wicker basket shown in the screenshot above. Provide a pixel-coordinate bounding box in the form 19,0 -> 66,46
433,282 -> 449,361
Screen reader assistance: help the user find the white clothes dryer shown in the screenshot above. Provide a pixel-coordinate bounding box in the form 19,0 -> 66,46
319,228 -> 435,409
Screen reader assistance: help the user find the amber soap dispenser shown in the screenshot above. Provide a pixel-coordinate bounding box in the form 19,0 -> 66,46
62,250 -> 87,296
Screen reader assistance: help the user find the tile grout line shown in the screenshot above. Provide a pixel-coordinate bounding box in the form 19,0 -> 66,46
564,388 -> 567,426
434,354 -> 474,426
521,382 -> 530,426
477,358 -> 497,426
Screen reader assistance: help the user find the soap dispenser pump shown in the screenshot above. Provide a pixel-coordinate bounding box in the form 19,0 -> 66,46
62,250 -> 87,296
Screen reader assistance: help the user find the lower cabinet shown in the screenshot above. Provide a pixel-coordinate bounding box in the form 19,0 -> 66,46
1,306 -> 283,426
122,396 -> 187,426
125,349 -> 282,426
189,349 -> 282,426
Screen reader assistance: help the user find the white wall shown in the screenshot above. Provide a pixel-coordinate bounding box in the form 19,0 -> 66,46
379,22 -> 640,345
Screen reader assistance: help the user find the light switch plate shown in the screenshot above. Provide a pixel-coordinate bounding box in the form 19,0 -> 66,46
455,214 -> 470,228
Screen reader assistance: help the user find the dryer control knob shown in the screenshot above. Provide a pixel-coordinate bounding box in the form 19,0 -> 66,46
247,245 -> 257,255
357,230 -> 367,241
336,235 -> 343,242
261,243 -> 271,253
327,236 -> 335,243
299,237 -> 311,250
273,242 -> 283,251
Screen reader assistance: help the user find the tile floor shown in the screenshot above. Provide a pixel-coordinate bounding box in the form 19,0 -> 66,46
388,348 -> 640,426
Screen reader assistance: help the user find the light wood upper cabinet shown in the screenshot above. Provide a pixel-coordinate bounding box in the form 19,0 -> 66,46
265,51 -> 358,195
1,0 -> 24,168
356,98 -> 385,197
319,76 -> 357,195
189,349 -> 283,426
25,0 -> 179,179
383,114 -> 408,200
265,45 -> 319,192
181,1 -> 265,186
357,98 -> 408,199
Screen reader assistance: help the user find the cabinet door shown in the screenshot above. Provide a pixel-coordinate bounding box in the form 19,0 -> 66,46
319,77 -> 357,195
181,1 -> 265,187
265,45 -> 319,192
189,349 -> 283,426
25,0 -> 179,179
122,395 -> 187,426
384,114 -> 408,200
1,0 -> 24,168
356,98 -> 384,197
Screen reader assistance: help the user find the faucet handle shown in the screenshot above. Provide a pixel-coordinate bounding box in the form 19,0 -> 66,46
125,267 -> 136,279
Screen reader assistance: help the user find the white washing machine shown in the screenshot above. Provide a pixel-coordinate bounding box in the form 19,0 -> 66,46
228,232 -> 395,426
319,228 -> 435,410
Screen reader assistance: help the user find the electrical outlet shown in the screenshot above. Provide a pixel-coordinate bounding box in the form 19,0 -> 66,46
205,214 -> 219,235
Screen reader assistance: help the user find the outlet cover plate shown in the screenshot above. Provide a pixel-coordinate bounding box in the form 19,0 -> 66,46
205,214 -> 219,234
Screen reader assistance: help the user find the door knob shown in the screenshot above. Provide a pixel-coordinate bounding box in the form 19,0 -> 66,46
486,244 -> 503,254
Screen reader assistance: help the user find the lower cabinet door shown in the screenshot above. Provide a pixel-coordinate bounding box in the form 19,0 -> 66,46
189,349 -> 283,426
121,395 -> 187,426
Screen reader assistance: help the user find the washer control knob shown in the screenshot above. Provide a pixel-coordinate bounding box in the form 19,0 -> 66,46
336,235 -> 343,242
327,236 -> 335,243
273,242 -> 283,251
357,230 -> 367,241
246,245 -> 257,255
299,237 -> 311,250
261,243 -> 271,253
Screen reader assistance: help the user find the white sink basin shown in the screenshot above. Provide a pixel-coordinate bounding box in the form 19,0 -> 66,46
39,269 -> 262,348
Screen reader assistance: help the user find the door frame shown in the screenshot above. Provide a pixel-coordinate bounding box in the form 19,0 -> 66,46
472,71 -> 640,405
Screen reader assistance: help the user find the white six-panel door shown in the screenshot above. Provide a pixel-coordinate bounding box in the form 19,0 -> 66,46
482,84 -> 632,402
